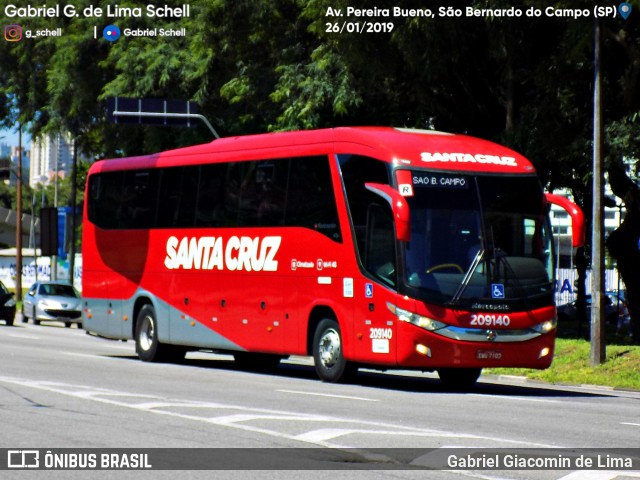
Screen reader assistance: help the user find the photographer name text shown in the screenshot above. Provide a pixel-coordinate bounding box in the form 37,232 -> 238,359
4,4 -> 190,18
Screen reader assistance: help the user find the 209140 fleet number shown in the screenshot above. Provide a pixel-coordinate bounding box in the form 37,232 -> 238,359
470,314 -> 511,327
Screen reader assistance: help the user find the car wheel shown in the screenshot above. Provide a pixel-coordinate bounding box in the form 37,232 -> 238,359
135,304 -> 184,363
312,318 -> 356,383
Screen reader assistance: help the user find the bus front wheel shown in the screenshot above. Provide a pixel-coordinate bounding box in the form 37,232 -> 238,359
312,319 -> 355,383
135,304 -> 184,363
437,368 -> 482,390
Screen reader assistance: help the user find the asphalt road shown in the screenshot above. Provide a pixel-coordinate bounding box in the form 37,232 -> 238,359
1,319 -> 639,480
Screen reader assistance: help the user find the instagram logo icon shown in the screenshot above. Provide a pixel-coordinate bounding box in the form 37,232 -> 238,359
4,24 -> 23,42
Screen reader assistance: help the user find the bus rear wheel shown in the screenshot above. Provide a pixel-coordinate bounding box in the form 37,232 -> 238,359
135,304 -> 184,363
313,319 -> 355,383
437,368 -> 482,390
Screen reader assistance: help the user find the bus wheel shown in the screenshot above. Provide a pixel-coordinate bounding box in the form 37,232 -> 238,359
437,368 -> 482,390
135,304 -> 184,363
313,319 -> 355,383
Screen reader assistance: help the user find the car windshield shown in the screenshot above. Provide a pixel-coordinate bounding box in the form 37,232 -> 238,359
40,284 -> 79,298
402,173 -> 554,308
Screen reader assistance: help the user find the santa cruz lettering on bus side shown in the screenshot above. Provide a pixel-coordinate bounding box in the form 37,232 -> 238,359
164,235 -> 281,271
420,152 -> 518,167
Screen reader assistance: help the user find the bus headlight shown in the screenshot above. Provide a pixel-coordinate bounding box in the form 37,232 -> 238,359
387,302 -> 446,332
532,317 -> 557,334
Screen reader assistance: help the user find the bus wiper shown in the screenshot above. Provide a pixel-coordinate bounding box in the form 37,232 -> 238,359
449,248 -> 485,306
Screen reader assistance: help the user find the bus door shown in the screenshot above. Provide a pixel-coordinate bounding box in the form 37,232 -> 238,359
352,203 -> 398,364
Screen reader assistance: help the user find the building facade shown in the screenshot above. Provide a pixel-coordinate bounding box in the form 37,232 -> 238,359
28,132 -> 74,188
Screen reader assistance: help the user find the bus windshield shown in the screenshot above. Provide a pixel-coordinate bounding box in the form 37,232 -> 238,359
402,173 -> 554,308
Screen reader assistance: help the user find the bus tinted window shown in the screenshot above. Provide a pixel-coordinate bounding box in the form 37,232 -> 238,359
338,155 -> 390,270
88,171 -> 123,229
120,170 -> 159,229
287,156 -> 341,241
88,156 -> 341,241
196,164 -> 226,227
157,167 -> 185,228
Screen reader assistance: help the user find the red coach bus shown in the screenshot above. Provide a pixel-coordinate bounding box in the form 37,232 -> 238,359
82,127 -> 584,387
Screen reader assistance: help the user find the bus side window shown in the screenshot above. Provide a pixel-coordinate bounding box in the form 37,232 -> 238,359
287,156 -> 341,241
339,154 -> 391,267
365,204 -> 396,288
88,171 -> 124,229
196,164 -> 225,227
121,170 -> 159,229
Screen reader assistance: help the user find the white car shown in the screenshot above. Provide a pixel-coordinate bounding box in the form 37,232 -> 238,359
22,282 -> 82,327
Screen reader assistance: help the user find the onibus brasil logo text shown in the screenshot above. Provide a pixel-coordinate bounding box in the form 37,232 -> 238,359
164,236 -> 281,271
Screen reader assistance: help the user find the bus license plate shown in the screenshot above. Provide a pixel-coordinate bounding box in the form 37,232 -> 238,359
477,349 -> 502,360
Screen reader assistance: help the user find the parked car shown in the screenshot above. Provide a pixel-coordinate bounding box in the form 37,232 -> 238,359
22,282 -> 82,327
557,292 -> 624,325
0,280 -> 16,326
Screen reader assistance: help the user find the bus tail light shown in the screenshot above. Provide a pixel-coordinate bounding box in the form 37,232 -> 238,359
387,303 -> 446,332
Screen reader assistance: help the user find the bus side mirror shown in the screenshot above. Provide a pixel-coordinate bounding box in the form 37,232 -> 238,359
364,183 -> 410,242
544,193 -> 585,248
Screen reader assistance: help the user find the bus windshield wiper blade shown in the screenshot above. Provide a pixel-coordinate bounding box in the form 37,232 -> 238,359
449,248 -> 485,306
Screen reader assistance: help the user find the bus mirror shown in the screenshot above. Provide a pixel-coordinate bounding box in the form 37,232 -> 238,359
544,193 -> 585,248
364,183 -> 410,242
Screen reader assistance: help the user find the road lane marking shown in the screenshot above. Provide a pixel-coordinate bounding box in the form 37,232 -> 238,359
277,389 -> 378,402
558,471 -> 640,479
469,393 -> 565,404
621,422 -> 640,427
0,375 -> 560,451
4,333 -> 41,340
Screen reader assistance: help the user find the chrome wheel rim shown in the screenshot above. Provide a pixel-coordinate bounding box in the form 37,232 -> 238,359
318,328 -> 341,369
139,315 -> 155,352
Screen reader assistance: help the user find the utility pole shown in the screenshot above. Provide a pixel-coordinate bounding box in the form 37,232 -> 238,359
15,124 -> 23,300
591,18 -> 606,366
69,140 -> 77,287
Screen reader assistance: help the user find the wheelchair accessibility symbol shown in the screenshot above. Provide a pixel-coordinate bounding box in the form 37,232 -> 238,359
365,283 -> 374,298
492,284 -> 505,299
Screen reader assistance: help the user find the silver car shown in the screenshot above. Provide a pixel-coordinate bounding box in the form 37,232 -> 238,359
22,282 -> 82,327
